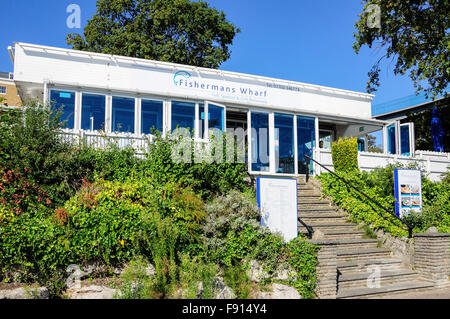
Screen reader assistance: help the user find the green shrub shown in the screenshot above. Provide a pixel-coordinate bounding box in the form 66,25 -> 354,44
319,163 -> 450,237
287,237 -> 318,299
178,252 -> 218,299
331,137 -> 358,172
223,264 -> 251,299
142,133 -> 248,200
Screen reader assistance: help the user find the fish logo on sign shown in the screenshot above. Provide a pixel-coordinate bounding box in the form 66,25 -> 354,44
173,70 -> 191,86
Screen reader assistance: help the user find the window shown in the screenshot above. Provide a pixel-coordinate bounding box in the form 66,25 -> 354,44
275,113 -> 294,174
81,93 -> 106,131
141,99 -> 163,134
112,96 -> 135,133
297,115 -> 315,175
250,112 -> 270,172
0,86 -> 6,94
50,90 -> 75,129
171,101 -> 196,134
208,104 -> 224,132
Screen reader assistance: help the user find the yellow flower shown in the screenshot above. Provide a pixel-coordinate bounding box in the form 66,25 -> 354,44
120,240 -> 124,246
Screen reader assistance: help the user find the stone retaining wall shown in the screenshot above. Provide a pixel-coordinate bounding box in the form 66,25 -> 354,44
413,230 -> 450,287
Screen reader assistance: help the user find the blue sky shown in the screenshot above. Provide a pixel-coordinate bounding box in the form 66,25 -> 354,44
1,0 -> 419,106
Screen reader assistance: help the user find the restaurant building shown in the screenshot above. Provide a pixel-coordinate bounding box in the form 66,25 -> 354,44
9,42 -> 447,179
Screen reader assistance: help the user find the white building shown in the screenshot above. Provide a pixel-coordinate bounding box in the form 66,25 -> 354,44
8,42 -> 449,180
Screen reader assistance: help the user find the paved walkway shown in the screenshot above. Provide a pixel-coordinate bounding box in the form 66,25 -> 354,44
379,288 -> 450,299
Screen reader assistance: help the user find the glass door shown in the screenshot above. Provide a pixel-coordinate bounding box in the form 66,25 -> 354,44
400,122 -> 414,156
274,113 -> 294,174
250,111 -> 270,172
297,116 -> 316,175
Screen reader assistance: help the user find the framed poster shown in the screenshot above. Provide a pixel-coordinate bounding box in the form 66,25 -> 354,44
394,169 -> 422,218
256,177 -> 298,241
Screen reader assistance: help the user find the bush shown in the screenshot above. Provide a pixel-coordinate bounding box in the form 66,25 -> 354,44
287,237 -> 318,299
331,137 -> 358,172
319,163 -> 450,237
142,132 -> 248,200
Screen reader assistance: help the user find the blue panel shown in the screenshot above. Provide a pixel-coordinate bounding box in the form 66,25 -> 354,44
394,169 -> 400,216
81,94 -> 106,131
275,113 -> 294,174
199,103 -> 205,138
208,104 -> 224,131
357,138 -> 365,152
50,90 -> 75,129
251,112 -> 270,172
171,101 -> 195,134
112,96 -> 135,133
400,125 -> 410,156
387,124 -> 396,154
297,115 -> 315,175
141,99 -> 163,134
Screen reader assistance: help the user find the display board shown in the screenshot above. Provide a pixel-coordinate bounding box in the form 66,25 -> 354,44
394,169 -> 422,218
256,177 -> 298,241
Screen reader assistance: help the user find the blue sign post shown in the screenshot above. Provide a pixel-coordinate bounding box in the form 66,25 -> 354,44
394,169 -> 422,218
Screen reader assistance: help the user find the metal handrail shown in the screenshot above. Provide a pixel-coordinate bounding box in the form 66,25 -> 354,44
298,217 -> 315,239
304,155 -> 413,238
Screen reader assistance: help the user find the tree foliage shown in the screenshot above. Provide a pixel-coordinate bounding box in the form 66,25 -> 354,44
66,0 -> 240,69
353,0 -> 449,97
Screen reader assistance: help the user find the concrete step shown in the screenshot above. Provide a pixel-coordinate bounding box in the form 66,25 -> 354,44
300,214 -> 348,224
298,207 -> 338,213
320,230 -> 366,240
337,280 -> 435,299
337,258 -> 404,275
333,239 -> 380,250
309,238 -> 380,250
337,248 -> 392,262
297,199 -> 330,205
338,269 -> 418,290
298,190 -> 322,196
298,204 -> 334,210
299,222 -> 357,233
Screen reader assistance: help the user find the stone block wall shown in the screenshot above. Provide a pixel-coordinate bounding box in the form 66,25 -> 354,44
413,231 -> 450,287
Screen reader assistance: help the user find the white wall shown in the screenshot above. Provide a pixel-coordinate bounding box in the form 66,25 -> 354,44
313,148 -> 449,182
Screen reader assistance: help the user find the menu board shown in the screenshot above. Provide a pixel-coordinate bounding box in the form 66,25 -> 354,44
256,177 -> 298,241
394,169 -> 422,218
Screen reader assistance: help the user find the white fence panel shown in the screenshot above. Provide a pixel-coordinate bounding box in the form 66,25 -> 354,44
313,148 -> 449,182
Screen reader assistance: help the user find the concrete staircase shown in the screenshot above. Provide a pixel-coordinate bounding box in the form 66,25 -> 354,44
296,177 -> 435,299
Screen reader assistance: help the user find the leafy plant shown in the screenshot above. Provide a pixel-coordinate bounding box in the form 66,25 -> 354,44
287,237 -> 318,299
331,137 -> 358,173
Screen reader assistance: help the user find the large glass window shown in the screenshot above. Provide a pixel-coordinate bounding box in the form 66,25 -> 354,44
251,112 -> 270,172
297,116 -> 315,175
81,93 -> 105,131
50,90 -> 75,129
171,101 -> 196,134
112,96 -> 135,133
275,113 -> 294,174
141,99 -> 163,134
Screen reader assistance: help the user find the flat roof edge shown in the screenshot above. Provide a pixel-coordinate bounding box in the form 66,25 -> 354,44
14,42 -> 375,101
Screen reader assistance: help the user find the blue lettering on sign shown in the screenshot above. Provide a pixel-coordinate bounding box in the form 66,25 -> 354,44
173,70 -> 267,98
